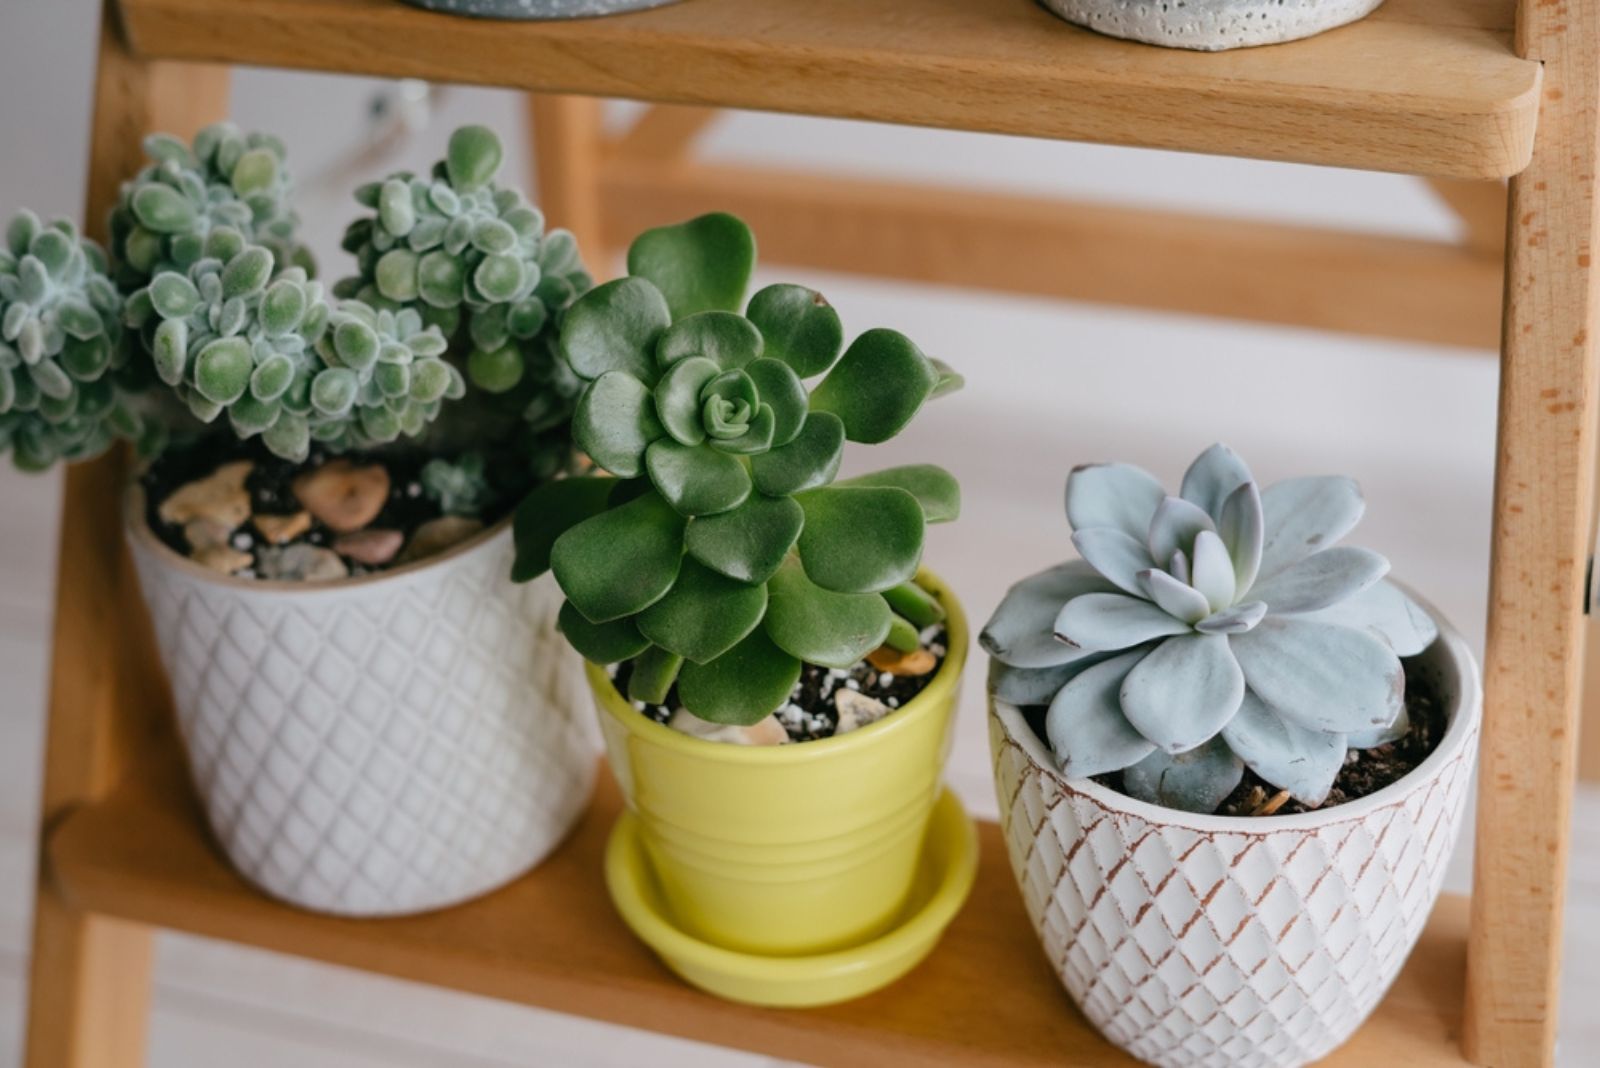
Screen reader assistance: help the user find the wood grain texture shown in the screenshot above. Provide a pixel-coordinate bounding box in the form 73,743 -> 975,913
610,105 -> 721,162
1427,178 -> 1511,255
25,6 -> 228,1066
45,752 -> 1476,1068
116,0 -> 1540,179
1464,0 -> 1600,1061
599,159 -> 1504,349
527,95 -> 607,276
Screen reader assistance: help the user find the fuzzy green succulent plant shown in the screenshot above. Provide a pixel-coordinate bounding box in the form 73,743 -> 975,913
0,210 -> 149,470
982,444 -> 1440,814
337,126 -> 591,399
109,123 -> 309,292
514,213 -> 962,724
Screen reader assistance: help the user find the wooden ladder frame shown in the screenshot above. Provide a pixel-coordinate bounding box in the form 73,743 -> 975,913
25,1 -> 1599,1064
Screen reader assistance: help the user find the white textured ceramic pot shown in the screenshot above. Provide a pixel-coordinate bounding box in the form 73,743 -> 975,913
988,601 -> 1479,1068
1037,0 -> 1385,51
127,499 -> 597,917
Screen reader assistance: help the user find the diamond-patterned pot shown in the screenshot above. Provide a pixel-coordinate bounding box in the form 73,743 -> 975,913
127,502 -> 597,917
988,601 -> 1479,1068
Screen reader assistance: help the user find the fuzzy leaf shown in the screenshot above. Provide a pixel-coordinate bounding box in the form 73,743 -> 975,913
551,490 -> 685,624
835,464 -> 959,524
745,283 -> 843,377
221,246 -> 273,299
560,277 -> 671,384
744,357 -> 808,446
1119,632 -> 1244,753
1179,443 -> 1254,522
1221,690 -> 1346,806
1248,545 -> 1389,614
795,485 -> 924,594
512,476 -> 614,582
764,556 -> 891,669
684,494 -> 803,584
194,337 -> 252,405
645,439 -> 751,517
573,371 -> 663,479
446,125 -> 503,193
1064,462 -> 1166,540
1258,476 -> 1365,580
1302,578 -> 1438,656
1071,527 -> 1153,596
1054,592 -> 1193,652
627,212 -> 756,319
131,183 -> 195,234
980,560 -> 1116,669
1230,616 -> 1404,734
1045,649 -> 1156,778
150,273 -> 201,319
637,558 -> 767,664
808,328 -> 938,444
656,310 -> 762,371
678,628 -> 802,726
467,345 -> 523,394
1121,738 -> 1244,815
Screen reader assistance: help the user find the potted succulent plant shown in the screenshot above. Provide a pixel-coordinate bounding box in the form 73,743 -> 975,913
2,123 -> 599,917
513,212 -> 977,1006
982,444 -> 1481,1068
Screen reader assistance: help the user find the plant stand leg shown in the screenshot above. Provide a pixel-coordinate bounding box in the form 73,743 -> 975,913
23,5 -> 230,1065
526,94 -> 607,269
1464,1 -> 1600,1062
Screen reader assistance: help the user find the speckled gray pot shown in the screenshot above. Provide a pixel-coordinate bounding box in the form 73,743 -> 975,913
401,0 -> 680,18
1038,0 -> 1385,51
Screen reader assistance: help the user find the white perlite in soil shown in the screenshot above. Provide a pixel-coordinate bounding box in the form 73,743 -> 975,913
1037,0 -> 1385,51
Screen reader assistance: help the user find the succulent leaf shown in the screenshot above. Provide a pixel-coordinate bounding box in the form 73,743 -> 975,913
551,490 -> 685,623
1245,545 -> 1388,614
683,494 -> 804,584
1257,475 -> 1365,580
795,485 -> 924,594
1054,592 -> 1193,652
1065,462 -> 1167,540
637,558 -> 767,664
558,600 -> 652,664
808,328 -> 939,445
835,464 -> 960,524
764,556 -> 892,669
1147,495 -> 1216,567
1121,738 -> 1244,813
656,310 -> 762,371
1045,649 -> 1157,778
1119,632 -> 1244,754
1221,690 -> 1346,806
1178,442 -> 1254,522
573,370 -> 661,478
1071,526 -> 1154,596
645,439 -> 752,517
1229,616 -> 1403,734
981,561 -> 1116,669
750,411 -> 844,496
511,475 -> 615,582
628,644 -> 684,704
1303,578 -> 1438,656
626,212 -> 756,320
745,283 -> 843,377
677,628 -> 801,726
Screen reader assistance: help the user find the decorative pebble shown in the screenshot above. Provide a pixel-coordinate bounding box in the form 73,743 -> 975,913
667,709 -> 789,746
193,545 -> 253,575
291,459 -> 391,533
158,460 -> 253,530
256,543 -> 349,583
396,515 -> 484,564
182,517 -> 234,553
867,645 -> 937,677
835,690 -> 891,735
253,510 -> 312,545
333,528 -> 405,566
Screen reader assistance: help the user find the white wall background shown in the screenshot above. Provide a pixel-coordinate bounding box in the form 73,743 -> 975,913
0,0 -> 1595,1065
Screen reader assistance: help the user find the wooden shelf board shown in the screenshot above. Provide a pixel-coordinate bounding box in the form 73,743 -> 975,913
114,0 -> 1539,180
48,744 -> 1474,1067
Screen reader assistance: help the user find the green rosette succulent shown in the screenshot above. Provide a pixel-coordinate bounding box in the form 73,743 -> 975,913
128,236 -> 459,463
0,210 -> 148,470
337,125 -> 591,399
513,212 -> 963,725
981,444 -> 1441,814
109,123 -> 308,292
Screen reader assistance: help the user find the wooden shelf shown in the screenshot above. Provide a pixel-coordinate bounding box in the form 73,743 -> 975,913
115,0 -> 1539,180
46,741 -> 1474,1067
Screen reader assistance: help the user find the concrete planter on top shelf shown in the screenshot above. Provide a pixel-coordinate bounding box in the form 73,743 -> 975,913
1038,0 -> 1386,51
400,0 -> 681,18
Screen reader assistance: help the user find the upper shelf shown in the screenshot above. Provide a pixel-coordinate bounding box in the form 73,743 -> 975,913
116,0 -> 1540,180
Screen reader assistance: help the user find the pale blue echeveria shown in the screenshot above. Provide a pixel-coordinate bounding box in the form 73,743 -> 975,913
982,444 -> 1438,814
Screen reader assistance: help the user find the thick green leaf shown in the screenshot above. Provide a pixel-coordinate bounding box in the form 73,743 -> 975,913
627,645 -> 683,704
656,311 -> 762,370
551,491 -> 685,623
837,464 -> 960,523
795,485 -> 925,593
708,402 -> 775,456
638,558 -> 768,664
746,283 -> 843,377
573,371 -> 662,478
930,357 -> 964,398
677,628 -> 801,726
512,476 -> 615,582
808,328 -> 938,444
886,613 -> 920,653
744,357 -> 807,446
883,580 -> 946,628
764,557 -> 892,669
750,411 -> 844,496
645,439 -> 752,517
626,213 -> 756,319
684,494 -> 804,584
654,356 -> 720,446
559,277 -> 671,384
446,125 -> 503,193
558,600 -> 651,664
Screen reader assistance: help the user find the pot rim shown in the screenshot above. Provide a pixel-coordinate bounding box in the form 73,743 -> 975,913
585,566 -> 969,766
991,583 -> 1481,833
124,481 -> 512,594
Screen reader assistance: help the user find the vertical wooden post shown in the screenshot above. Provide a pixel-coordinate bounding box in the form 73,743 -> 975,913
1464,0 -> 1600,1063
24,5 -> 230,1066
526,94 -> 607,273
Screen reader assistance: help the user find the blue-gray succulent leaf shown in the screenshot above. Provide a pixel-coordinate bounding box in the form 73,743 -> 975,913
1046,648 -> 1157,778
1138,568 -> 1210,624
1190,529 -> 1237,612
1347,703 -> 1410,749
1065,461 -> 1165,539
1147,495 -> 1216,566
1071,526 -> 1155,596
1179,442 -> 1255,523
1121,737 -> 1244,815
1218,480 -> 1265,593
1119,632 -> 1245,753
1247,545 -> 1389,615
1168,548 -> 1191,585
980,560 -> 1117,668
1054,592 -> 1194,652
990,651 -> 1117,706
1301,578 -> 1438,657
1195,600 -> 1268,635
1220,689 -> 1346,806
1257,475 -> 1365,581
1230,617 -> 1404,735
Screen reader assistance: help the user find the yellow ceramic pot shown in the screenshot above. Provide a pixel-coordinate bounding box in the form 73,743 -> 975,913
588,569 -> 968,958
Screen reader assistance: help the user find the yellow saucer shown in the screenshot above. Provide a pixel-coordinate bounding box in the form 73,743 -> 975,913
604,787 -> 979,1008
